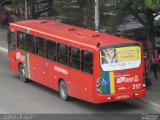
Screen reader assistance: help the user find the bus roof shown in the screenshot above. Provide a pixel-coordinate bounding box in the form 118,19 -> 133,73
10,20 -> 139,49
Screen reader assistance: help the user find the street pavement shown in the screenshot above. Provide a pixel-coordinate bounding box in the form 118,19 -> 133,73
0,28 -> 8,49
138,73 -> 160,111
0,27 -> 160,114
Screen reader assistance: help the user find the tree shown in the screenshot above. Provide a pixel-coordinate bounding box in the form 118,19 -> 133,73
145,0 -> 160,10
52,0 -> 94,27
102,0 -> 159,61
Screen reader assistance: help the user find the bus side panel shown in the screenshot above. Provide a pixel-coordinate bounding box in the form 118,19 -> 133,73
28,54 -> 53,87
51,63 -> 69,91
44,60 -> 59,90
8,49 -> 18,73
8,49 -> 26,74
35,57 -> 46,83
68,68 -> 94,103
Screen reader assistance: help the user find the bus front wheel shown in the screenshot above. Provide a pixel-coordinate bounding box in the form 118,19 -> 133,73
18,64 -> 29,83
59,80 -> 70,101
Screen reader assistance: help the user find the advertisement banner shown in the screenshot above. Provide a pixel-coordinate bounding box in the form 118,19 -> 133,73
100,46 -> 141,71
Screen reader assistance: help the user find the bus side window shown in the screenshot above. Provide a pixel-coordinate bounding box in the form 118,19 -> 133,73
46,40 -> 56,61
26,34 -> 35,54
8,31 -> 16,51
81,50 -> 93,74
69,47 -> 80,70
57,43 -> 68,65
17,32 -> 26,51
36,37 -> 45,58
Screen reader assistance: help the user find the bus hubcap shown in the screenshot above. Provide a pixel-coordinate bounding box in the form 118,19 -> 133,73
20,67 -> 25,80
22,69 -> 25,77
60,83 -> 66,98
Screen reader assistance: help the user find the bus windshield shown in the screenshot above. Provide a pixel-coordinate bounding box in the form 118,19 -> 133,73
100,46 -> 141,71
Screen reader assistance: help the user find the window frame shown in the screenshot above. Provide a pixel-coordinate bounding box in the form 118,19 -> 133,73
16,30 -> 94,75
46,40 -> 57,61
26,33 -> 35,54
81,50 -> 93,75
69,47 -> 80,70
8,31 -> 16,51
17,31 -> 26,51
57,43 -> 69,66
35,36 -> 45,58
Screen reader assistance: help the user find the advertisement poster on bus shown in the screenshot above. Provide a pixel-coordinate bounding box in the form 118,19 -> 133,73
100,46 -> 141,71
98,46 -> 141,94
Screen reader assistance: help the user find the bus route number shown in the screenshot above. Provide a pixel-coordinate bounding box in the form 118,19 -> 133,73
132,84 -> 141,90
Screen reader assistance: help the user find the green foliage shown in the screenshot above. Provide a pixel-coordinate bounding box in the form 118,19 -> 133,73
145,0 -> 160,10
53,0 -> 94,26
52,0 -> 159,35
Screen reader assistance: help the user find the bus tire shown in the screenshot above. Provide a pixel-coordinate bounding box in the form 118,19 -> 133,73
59,80 -> 70,101
18,64 -> 29,83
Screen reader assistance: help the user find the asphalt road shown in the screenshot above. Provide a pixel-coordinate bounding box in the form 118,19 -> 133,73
0,50 -> 159,115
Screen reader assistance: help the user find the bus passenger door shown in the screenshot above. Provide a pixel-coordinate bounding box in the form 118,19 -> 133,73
8,31 -> 17,72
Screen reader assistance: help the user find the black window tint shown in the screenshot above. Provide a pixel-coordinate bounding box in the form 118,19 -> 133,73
58,44 -> 68,65
17,32 -> 26,50
69,47 -> 80,69
36,37 -> 45,57
26,34 -> 35,54
46,40 -> 56,61
81,50 -> 93,74
8,32 -> 15,51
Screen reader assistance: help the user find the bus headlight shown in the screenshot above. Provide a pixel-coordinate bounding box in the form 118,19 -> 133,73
142,84 -> 146,88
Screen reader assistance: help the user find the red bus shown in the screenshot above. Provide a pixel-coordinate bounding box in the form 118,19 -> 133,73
8,20 -> 146,103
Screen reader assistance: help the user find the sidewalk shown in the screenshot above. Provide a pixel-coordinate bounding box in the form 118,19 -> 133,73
0,27 -> 8,49
138,73 -> 160,111
0,27 -> 160,110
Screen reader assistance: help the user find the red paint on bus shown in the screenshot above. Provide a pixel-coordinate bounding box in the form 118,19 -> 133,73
8,20 -> 146,103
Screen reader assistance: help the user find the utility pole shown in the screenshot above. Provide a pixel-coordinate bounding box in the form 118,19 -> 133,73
95,0 -> 100,32
25,0 -> 28,20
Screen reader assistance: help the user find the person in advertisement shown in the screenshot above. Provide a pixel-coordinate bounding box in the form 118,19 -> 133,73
102,48 -> 117,64
151,49 -> 160,80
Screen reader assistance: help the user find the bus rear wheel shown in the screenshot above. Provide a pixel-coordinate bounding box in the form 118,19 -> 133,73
59,80 -> 70,101
18,64 -> 29,83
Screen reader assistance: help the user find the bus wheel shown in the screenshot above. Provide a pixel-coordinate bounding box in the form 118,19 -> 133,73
18,65 -> 29,83
59,80 -> 70,101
